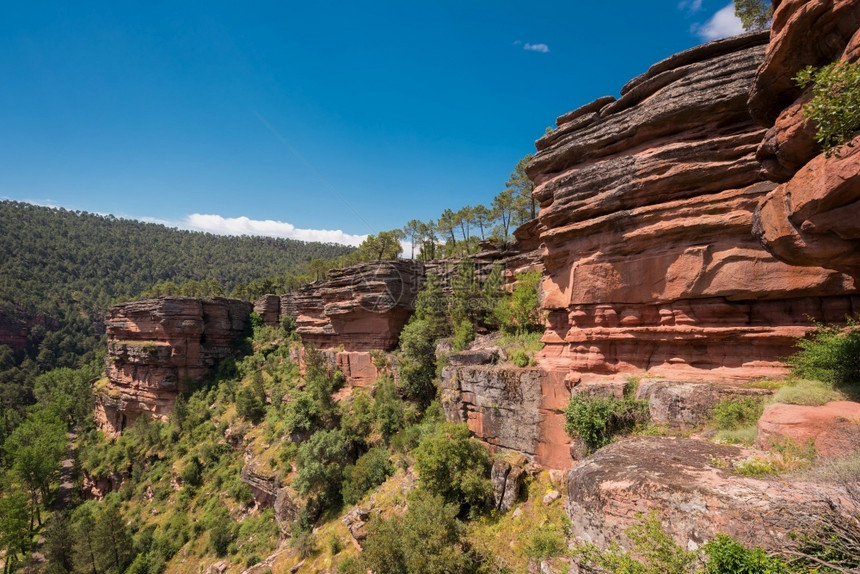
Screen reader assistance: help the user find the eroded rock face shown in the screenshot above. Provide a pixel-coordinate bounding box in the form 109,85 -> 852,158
757,400 -> 860,458
282,261 -> 424,352
566,437 -> 850,552
97,297 -> 252,435
439,365 -> 574,467
529,31 -> 857,387
751,0 -> 860,275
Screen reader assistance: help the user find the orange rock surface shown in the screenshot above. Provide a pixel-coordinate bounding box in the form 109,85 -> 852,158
530,31 -> 857,386
751,0 -> 860,276
96,297 -> 252,435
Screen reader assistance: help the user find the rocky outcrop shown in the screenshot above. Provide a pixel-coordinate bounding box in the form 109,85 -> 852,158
439,362 -> 573,468
757,400 -> 860,457
96,297 -> 252,435
0,309 -> 56,352
282,261 -> 424,352
751,0 -> 860,276
566,436 -> 852,552
635,379 -> 772,428
490,459 -> 525,512
529,31 -> 857,387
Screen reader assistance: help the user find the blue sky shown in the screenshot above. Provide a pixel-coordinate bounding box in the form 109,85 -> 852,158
0,1 -> 745,246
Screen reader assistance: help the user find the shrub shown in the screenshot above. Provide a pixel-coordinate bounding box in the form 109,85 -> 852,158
360,492 -> 481,574
711,397 -> 763,431
511,349 -> 530,368
494,271 -> 543,334
294,429 -> 349,507
573,511 -> 695,574
291,530 -> 317,559
341,447 -> 393,505
452,318 -> 475,352
702,534 -> 788,574
564,391 -> 649,452
524,524 -> 567,560
796,61 -> 860,157
787,322 -> 860,392
413,423 -> 492,507
209,519 -> 236,557
398,319 -> 438,405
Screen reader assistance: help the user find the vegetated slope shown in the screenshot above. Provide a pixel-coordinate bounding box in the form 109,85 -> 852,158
0,201 -> 354,320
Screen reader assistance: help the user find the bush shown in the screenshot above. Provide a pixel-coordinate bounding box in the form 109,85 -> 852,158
511,349 -> 530,368
524,524 -> 567,560
796,61 -> 860,157
341,447 -> 393,505
564,391 -> 649,452
398,319 -> 438,405
494,271 -> 543,334
413,423 -> 492,507
787,323 -> 860,392
452,319 -> 475,352
711,397 -> 763,431
360,492 -> 482,574
702,534 -> 788,574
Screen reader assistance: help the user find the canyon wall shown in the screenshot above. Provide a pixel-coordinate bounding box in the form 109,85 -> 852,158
96,297 -> 252,435
528,30 -> 857,389
752,0 -> 860,275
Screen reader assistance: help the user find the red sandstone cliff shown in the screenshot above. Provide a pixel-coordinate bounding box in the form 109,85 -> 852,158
96,297 -> 251,435
752,0 -> 860,275
528,31 -> 857,386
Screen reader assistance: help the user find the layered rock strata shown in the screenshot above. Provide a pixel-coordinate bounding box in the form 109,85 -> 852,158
528,31 -> 857,386
752,0 -> 860,276
96,297 -> 252,435
281,260 -> 425,352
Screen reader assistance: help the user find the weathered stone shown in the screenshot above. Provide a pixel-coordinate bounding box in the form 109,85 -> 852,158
748,0 -> 860,126
274,487 -> 299,534
448,349 -> 500,366
635,379 -> 772,428
240,460 -> 278,507
501,465 -> 524,511
491,459 -> 512,510
754,135 -> 860,275
757,401 -> 860,458
566,437 -> 852,552
283,261 -> 424,352
542,490 -> 560,506
439,366 -> 561,465
253,294 -> 281,327
97,297 -> 252,436
342,507 -> 372,544
750,0 -> 860,279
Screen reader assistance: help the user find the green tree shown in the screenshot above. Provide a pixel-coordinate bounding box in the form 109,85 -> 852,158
0,478 -> 31,574
494,271 -> 543,334
360,492 -> 482,574
507,154 -> 536,220
92,504 -> 134,574
4,409 -> 67,528
734,0 -> 773,30
293,429 -> 349,507
413,423 -> 492,507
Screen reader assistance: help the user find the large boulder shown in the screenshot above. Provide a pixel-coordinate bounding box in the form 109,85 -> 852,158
757,400 -> 860,457
566,436 -> 851,552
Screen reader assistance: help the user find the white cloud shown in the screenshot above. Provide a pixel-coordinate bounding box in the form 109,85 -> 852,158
679,0 -> 703,13
523,43 -> 550,53
695,3 -> 745,40
184,213 -> 367,247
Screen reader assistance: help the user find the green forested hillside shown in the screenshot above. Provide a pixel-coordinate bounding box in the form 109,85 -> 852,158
0,200 -> 353,411
0,201 -> 353,320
